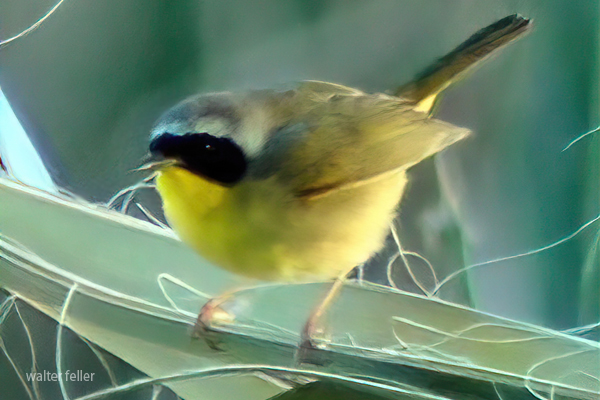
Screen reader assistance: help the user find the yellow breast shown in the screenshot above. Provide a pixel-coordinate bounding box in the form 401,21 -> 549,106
156,166 -> 406,282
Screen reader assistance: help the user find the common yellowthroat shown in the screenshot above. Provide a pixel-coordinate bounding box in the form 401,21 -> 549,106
149,15 -> 530,286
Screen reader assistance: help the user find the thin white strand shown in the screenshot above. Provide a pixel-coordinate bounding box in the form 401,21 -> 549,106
106,174 -> 156,209
56,284 -> 79,400
386,253 -> 401,290
81,337 -> 119,387
0,295 -> 16,325
157,273 -> 211,315
403,250 -> 438,286
0,0 -> 66,48
493,383 -> 505,400
433,213 -> 600,295
134,203 -> 169,229
390,224 -> 432,296
0,338 -> 35,400
150,385 -> 162,400
562,126 -> 600,151
15,305 -> 41,400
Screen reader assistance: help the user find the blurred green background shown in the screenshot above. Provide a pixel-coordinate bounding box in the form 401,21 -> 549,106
0,0 -> 598,399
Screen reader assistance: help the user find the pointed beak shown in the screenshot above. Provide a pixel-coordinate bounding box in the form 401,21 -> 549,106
136,146 -> 177,173
134,159 -> 176,173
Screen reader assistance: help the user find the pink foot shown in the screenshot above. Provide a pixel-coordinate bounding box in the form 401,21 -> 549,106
193,297 -> 234,338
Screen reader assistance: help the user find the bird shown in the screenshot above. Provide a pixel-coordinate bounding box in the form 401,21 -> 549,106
148,14 -> 530,346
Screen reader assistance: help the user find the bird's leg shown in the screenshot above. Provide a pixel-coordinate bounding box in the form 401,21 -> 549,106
193,292 -> 236,338
300,274 -> 347,350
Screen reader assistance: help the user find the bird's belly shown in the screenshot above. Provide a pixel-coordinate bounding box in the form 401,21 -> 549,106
157,167 -> 406,282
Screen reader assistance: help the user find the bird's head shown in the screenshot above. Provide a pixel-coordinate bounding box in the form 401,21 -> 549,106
149,89 -> 304,188
149,93 -> 251,185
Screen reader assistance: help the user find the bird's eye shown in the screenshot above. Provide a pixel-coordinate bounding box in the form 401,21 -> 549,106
150,132 -> 246,184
